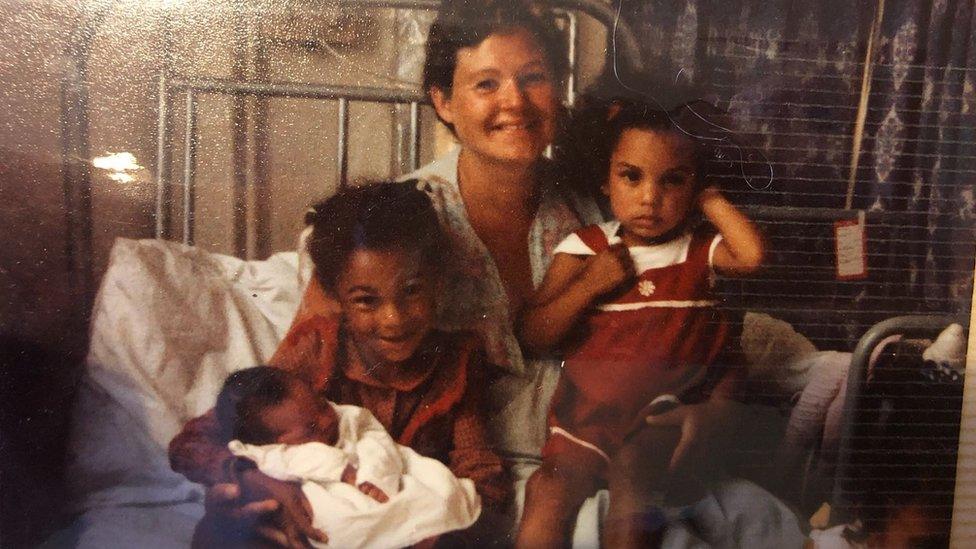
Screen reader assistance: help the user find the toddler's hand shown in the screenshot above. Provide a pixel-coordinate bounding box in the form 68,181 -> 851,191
644,398 -> 735,471
696,186 -> 724,210
582,243 -> 635,296
358,481 -> 390,503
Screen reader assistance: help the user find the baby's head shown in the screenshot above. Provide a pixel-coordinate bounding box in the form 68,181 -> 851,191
599,100 -> 716,245
216,366 -> 339,446
306,182 -> 447,367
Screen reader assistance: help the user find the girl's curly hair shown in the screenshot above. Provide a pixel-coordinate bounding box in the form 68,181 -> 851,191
305,181 -> 447,292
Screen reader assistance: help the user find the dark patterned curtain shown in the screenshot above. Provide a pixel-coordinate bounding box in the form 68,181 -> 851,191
614,0 -> 975,345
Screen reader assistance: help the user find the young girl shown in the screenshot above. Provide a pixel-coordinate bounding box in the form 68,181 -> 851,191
169,182 -> 508,547
215,366 -> 482,548
516,99 -> 765,548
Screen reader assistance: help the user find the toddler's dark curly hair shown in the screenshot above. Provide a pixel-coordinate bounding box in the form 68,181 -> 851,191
552,75 -> 765,200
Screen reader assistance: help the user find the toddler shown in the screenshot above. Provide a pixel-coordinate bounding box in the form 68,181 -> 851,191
517,98 -> 765,548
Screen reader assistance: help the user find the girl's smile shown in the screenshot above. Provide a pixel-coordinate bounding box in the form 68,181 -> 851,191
335,248 -> 436,370
603,128 -> 698,246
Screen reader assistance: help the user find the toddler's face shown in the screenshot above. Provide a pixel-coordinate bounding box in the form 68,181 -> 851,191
334,248 -> 436,368
261,381 -> 340,446
603,128 -> 698,246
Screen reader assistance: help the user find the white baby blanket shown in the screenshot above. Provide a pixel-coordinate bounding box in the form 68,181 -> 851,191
230,404 -> 481,548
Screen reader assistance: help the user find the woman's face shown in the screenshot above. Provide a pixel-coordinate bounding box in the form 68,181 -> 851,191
430,27 -> 559,167
334,248 -> 436,368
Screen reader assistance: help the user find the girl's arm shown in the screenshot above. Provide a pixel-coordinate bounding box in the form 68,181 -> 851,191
520,245 -> 634,353
699,187 -> 765,276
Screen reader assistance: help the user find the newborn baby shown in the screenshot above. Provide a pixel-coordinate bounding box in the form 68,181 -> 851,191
215,366 -> 480,548
217,366 -> 400,503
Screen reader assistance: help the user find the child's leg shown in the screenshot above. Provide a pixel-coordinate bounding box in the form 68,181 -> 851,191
514,443 -> 605,549
602,424 -> 683,549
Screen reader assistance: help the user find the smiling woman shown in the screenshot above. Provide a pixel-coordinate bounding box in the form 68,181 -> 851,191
429,28 -> 559,167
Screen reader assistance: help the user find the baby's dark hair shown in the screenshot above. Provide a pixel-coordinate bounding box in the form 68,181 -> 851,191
305,181 -> 447,292
215,366 -> 300,445
423,0 -> 567,131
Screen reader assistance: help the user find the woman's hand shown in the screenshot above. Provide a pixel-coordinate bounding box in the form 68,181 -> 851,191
581,243 -> 635,297
643,398 -> 735,471
229,469 -> 328,548
204,481 -> 280,526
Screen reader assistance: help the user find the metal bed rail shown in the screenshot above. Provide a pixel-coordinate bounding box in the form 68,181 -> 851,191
831,314 -> 968,517
153,0 -> 645,248
154,77 -> 430,244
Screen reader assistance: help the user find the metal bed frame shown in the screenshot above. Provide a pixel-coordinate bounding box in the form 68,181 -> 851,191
151,0 -> 646,248
59,0 -> 919,300
144,0 -> 931,357
831,314 -> 968,517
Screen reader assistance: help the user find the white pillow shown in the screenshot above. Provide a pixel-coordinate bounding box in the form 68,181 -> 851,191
740,312 -> 819,396
67,238 -> 303,510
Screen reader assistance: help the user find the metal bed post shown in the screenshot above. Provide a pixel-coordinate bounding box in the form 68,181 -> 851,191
565,10 -> 578,105
152,0 -> 645,252
253,30 -> 273,259
409,101 -> 421,171
155,74 -> 171,240
183,89 -> 198,245
337,98 -> 350,189
61,4 -> 108,315
831,314 -> 966,517
231,5 -> 251,258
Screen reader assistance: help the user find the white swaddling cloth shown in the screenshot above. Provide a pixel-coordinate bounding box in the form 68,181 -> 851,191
229,403 -> 481,548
